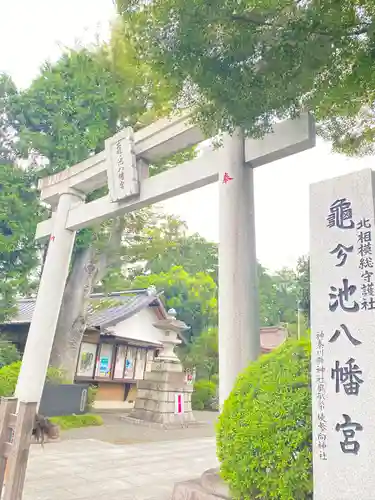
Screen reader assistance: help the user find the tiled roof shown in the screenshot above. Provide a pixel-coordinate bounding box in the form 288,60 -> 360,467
7,290 -> 165,328
11,299 -> 35,324
7,295 -> 288,351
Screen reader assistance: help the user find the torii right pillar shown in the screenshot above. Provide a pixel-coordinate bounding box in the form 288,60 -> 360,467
218,130 -> 260,407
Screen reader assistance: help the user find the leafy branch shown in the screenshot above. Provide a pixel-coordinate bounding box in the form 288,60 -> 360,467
231,12 -> 371,39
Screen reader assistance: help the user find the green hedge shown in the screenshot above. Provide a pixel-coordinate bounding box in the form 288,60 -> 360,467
217,339 -> 312,500
0,361 -> 68,398
50,413 -> 103,430
0,362 -> 22,397
192,379 -> 217,410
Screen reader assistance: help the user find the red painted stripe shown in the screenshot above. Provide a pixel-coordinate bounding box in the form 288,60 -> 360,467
178,394 -> 182,413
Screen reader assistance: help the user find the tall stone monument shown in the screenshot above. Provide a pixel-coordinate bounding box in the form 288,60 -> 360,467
124,308 -> 195,428
310,168 -> 375,500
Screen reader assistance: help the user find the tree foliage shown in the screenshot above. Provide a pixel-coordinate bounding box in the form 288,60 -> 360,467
12,51 -> 121,171
131,266 -> 218,338
259,264 -> 302,327
0,74 -> 18,165
116,0 -> 375,155
2,34 -> 189,377
144,230 -> 218,280
297,255 -> 310,324
184,327 -> 218,380
124,214 -> 218,281
0,74 -> 43,321
191,379 -> 217,410
116,211 -> 304,331
0,162 -> 43,322
114,218 -> 306,337
11,41 -> 175,174
127,234 -> 306,335
108,16 -> 179,128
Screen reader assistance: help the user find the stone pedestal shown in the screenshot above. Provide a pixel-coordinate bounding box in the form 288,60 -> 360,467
123,309 -> 196,428
125,359 -> 195,428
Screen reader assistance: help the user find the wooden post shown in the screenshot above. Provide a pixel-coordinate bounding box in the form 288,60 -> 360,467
4,401 -> 36,500
0,398 -> 17,497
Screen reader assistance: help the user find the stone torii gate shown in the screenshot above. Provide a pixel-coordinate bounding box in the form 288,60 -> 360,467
16,110 -> 315,411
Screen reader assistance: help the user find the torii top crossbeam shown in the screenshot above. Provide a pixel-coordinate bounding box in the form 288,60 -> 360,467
36,110 -> 315,240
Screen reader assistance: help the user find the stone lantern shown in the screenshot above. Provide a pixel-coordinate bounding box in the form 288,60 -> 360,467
124,308 -> 196,428
154,308 -> 187,362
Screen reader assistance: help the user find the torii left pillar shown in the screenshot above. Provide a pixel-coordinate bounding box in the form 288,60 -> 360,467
15,189 -> 84,404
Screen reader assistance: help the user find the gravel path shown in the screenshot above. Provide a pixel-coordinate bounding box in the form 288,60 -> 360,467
60,410 -> 218,445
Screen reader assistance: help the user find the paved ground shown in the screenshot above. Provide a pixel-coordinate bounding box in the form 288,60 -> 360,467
24,437 -> 218,500
61,410 -> 218,444
20,412 -> 218,499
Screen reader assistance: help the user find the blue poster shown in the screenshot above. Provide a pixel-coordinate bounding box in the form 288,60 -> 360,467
100,357 -> 109,374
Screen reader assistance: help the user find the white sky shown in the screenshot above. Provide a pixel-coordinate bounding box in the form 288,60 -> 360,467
1,0 -> 374,271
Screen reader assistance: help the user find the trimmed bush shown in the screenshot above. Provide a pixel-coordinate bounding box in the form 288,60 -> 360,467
49,413 -> 103,430
217,339 -> 312,500
192,379 -> 217,410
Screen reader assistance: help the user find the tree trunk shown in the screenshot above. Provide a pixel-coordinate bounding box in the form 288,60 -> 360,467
48,246 -> 97,379
49,217 -> 125,381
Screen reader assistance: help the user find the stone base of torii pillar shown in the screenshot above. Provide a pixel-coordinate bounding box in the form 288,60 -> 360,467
122,309 -> 197,429
172,468 -> 230,500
